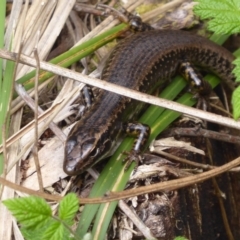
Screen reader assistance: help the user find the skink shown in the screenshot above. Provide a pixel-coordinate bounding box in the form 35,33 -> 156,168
63,25 -> 235,175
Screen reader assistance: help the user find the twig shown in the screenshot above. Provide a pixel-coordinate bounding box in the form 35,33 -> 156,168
32,44 -> 44,191
163,127 -> 240,145
0,49 -> 240,131
0,156 -> 240,204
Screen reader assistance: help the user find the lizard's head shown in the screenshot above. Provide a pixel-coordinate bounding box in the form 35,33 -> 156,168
63,126 -> 112,175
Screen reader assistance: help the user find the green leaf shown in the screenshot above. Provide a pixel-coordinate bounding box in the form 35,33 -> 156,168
194,0 -> 240,34
0,0 -> 6,85
42,221 -> 70,240
21,222 -> 52,240
232,58 -> 240,82
208,15 -> 240,34
194,0 -> 240,120
58,193 -> 79,223
3,196 -> 52,229
232,85 -> 240,120
194,0 -> 240,18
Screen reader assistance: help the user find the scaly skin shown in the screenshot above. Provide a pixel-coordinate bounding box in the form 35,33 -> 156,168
64,29 -> 235,175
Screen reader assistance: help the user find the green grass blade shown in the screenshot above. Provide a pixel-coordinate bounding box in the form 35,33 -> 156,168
76,31 -> 234,239
15,23 -> 129,95
0,1 -> 7,175
0,1 -> 5,85
0,55 -> 15,175
76,76 -> 189,238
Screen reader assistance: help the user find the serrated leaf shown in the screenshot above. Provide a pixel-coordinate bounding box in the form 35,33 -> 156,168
232,58 -> 240,82
58,193 -> 79,222
194,2 -> 235,19
194,0 -> 240,34
208,15 -> 240,34
232,86 -> 240,120
42,221 -> 69,240
3,196 -> 52,229
21,222 -> 52,240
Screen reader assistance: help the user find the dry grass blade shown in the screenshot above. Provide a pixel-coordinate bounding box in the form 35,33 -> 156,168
1,0 -> 239,239
1,1 -> 149,239
0,1 -> 77,239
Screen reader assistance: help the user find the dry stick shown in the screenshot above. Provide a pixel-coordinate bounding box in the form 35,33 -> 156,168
141,0 -> 187,22
14,83 -> 66,142
0,49 -> 239,131
32,46 -> 44,191
153,150 -> 215,170
5,85 -> 81,173
164,127 -> 240,145
0,96 -> 63,153
0,157 -> 240,204
74,3 -> 105,16
154,149 -> 240,172
118,200 -> 156,239
74,156 -> 240,203
210,102 -> 232,117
